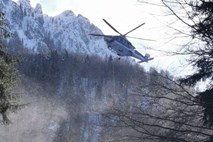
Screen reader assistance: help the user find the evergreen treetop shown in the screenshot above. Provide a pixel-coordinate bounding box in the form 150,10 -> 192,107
0,12 -> 21,125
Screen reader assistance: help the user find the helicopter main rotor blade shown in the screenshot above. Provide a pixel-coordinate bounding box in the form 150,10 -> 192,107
89,34 -> 106,36
89,34 -> 112,38
126,36 -> 155,41
124,23 -> 145,36
103,19 -> 123,36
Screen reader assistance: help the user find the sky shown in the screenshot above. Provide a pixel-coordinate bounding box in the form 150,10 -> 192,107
12,0 -> 192,75
23,0 -> 166,36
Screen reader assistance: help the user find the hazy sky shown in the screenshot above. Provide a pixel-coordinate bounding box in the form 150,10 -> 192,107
12,0 -> 191,75
24,0 -> 165,35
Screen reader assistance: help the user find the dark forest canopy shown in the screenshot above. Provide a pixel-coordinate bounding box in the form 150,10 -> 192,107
17,50 -> 146,87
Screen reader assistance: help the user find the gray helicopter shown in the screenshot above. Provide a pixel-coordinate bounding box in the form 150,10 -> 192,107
89,19 -> 153,63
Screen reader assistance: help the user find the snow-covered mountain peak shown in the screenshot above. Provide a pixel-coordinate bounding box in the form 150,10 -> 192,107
77,14 -> 90,22
34,3 -> 42,15
18,0 -> 31,10
60,10 -> 75,17
3,0 -> 115,58
19,0 -> 31,7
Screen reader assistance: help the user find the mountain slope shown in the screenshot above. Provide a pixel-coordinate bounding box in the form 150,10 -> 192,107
2,0 -> 113,57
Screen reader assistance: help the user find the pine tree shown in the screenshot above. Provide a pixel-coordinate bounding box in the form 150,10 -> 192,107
178,0 -> 213,126
0,12 -> 21,124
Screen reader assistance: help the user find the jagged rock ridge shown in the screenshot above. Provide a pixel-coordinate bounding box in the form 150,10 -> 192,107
1,0 -> 113,57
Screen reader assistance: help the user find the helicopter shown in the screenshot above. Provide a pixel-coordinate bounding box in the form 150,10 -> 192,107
89,19 -> 154,63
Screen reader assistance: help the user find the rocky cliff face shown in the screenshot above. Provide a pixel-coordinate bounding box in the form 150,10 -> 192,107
2,0 -> 112,57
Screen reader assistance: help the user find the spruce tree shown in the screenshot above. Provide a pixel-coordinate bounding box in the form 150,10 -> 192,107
0,12 -> 20,124
178,0 -> 213,126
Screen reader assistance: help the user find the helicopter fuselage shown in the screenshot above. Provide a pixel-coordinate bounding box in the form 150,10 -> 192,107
104,35 -> 152,62
104,36 -> 133,56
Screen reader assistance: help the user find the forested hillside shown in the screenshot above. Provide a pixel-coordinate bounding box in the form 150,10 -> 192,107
0,50 -> 211,142
0,50 -> 146,142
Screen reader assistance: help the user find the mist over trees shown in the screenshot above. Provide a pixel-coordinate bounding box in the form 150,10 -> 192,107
0,49 -> 148,141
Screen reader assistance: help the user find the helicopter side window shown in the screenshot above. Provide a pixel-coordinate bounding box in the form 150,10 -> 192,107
118,37 -> 122,43
122,38 -> 126,45
115,37 -> 120,42
128,42 -> 131,46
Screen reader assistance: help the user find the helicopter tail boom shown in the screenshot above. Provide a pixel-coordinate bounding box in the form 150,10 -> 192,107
137,57 -> 154,63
